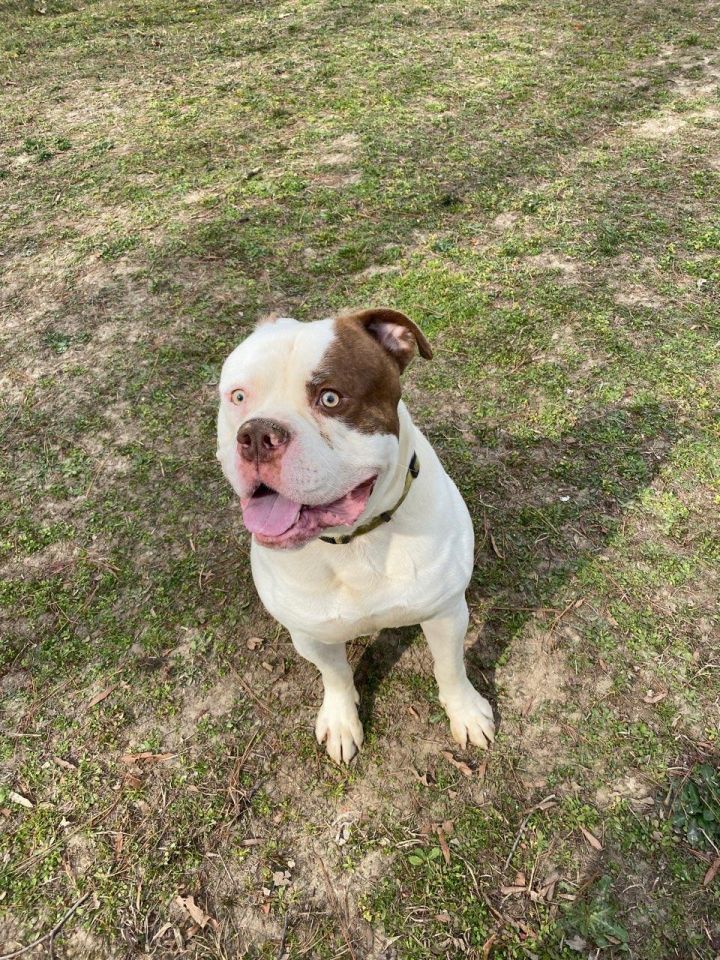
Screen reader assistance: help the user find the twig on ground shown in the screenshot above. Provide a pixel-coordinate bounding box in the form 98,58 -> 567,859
503,795 -> 557,871
0,893 -> 91,960
545,599 -> 582,645
317,856 -> 357,960
232,669 -> 276,718
15,798 -> 119,872
276,911 -> 290,959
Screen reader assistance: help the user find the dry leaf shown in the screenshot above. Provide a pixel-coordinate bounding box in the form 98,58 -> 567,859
241,838 -> 263,847
538,871 -> 561,901
522,697 -> 537,717
152,922 -> 173,944
442,820 -> 454,835
540,881 -> 557,901
54,757 -> 77,771
566,935 -> 588,952
484,518 -> 504,559
246,637 -> 264,650
643,689 -> 667,704
579,826 -> 603,851
176,895 -> 216,930
703,855 -> 720,887
413,769 -> 436,787
335,822 -> 351,845
436,827 -> 451,865
441,751 -> 474,777
408,705 -> 420,720
434,912 -> 452,923
482,932 -> 498,958
500,885 -> 526,896
87,685 -> 117,708
9,791 -> 33,809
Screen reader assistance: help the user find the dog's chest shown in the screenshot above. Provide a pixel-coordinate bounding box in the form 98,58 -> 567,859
251,525 -> 470,641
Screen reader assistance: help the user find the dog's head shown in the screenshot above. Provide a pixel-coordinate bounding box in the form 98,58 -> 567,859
216,308 -> 432,548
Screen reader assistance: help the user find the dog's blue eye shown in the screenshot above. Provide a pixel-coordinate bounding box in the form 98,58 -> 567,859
231,389 -> 245,405
320,390 -> 341,409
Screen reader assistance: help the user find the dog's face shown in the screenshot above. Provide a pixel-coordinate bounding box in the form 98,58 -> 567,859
217,308 -> 432,548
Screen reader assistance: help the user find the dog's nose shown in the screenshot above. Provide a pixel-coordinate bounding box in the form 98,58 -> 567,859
237,418 -> 291,463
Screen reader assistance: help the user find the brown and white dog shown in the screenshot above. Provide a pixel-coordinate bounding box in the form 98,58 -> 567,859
216,309 -> 495,763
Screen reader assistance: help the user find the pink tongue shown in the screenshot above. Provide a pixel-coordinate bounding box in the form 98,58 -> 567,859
242,489 -> 302,537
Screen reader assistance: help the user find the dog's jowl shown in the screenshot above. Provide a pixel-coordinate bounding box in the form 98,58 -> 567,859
217,308 -> 495,763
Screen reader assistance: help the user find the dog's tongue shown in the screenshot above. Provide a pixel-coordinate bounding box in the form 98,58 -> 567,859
242,488 -> 301,537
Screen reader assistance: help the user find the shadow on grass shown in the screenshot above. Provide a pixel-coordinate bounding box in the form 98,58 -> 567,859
354,401 -> 684,737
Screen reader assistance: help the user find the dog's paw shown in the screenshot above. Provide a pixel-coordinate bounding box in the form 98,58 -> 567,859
443,686 -> 495,750
315,689 -> 364,764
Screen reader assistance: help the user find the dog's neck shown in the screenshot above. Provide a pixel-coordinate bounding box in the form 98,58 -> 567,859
377,399 -> 416,508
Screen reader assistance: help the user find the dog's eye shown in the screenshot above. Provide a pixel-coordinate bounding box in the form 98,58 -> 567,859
231,389 -> 245,405
319,389 -> 341,409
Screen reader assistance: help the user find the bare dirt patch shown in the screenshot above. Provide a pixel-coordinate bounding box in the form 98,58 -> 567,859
614,285 -> 666,309
526,252 -> 581,278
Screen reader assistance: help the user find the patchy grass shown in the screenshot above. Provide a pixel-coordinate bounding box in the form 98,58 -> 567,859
1,0 -> 719,957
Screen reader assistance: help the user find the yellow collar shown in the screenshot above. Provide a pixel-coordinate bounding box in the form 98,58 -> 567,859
320,453 -> 420,545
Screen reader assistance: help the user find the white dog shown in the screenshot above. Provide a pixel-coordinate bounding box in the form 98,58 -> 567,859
217,308 -> 495,763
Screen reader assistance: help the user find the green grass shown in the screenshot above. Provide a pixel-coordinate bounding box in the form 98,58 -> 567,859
1,0 -> 720,956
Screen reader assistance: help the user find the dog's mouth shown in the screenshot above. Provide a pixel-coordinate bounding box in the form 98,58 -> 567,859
240,476 -> 377,548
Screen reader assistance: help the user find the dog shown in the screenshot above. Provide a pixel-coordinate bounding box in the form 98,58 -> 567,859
216,308 -> 495,763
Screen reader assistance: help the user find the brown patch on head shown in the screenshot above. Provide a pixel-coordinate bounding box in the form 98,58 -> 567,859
308,308 -> 432,436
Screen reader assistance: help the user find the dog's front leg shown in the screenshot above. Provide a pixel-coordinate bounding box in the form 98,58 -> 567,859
291,632 -> 363,764
421,597 -> 495,749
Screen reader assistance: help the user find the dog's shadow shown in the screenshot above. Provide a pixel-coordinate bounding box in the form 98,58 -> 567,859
353,402 -> 683,738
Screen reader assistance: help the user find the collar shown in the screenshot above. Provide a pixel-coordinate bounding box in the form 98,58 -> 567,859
320,453 -> 420,545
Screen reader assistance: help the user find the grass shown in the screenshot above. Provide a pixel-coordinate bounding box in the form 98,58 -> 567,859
1,0 -> 719,956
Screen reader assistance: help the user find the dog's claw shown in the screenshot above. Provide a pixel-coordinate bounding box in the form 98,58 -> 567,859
315,690 -> 364,764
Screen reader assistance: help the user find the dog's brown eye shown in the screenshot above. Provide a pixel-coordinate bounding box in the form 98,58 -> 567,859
319,390 -> 341,409
231,389 -> 245,405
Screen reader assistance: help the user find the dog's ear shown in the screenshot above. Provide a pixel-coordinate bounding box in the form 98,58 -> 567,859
255,312 -> 283,328
340,308 -> 433,372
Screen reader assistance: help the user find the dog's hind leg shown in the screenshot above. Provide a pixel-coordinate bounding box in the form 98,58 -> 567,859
421,596 -> 495,749
291,632 -> 364,765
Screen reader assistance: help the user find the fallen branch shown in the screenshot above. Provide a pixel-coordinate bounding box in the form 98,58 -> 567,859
503,795 -> 556,871
276,910 -> 290,959
317,856 -> 357,960
0,893 -> 90,960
